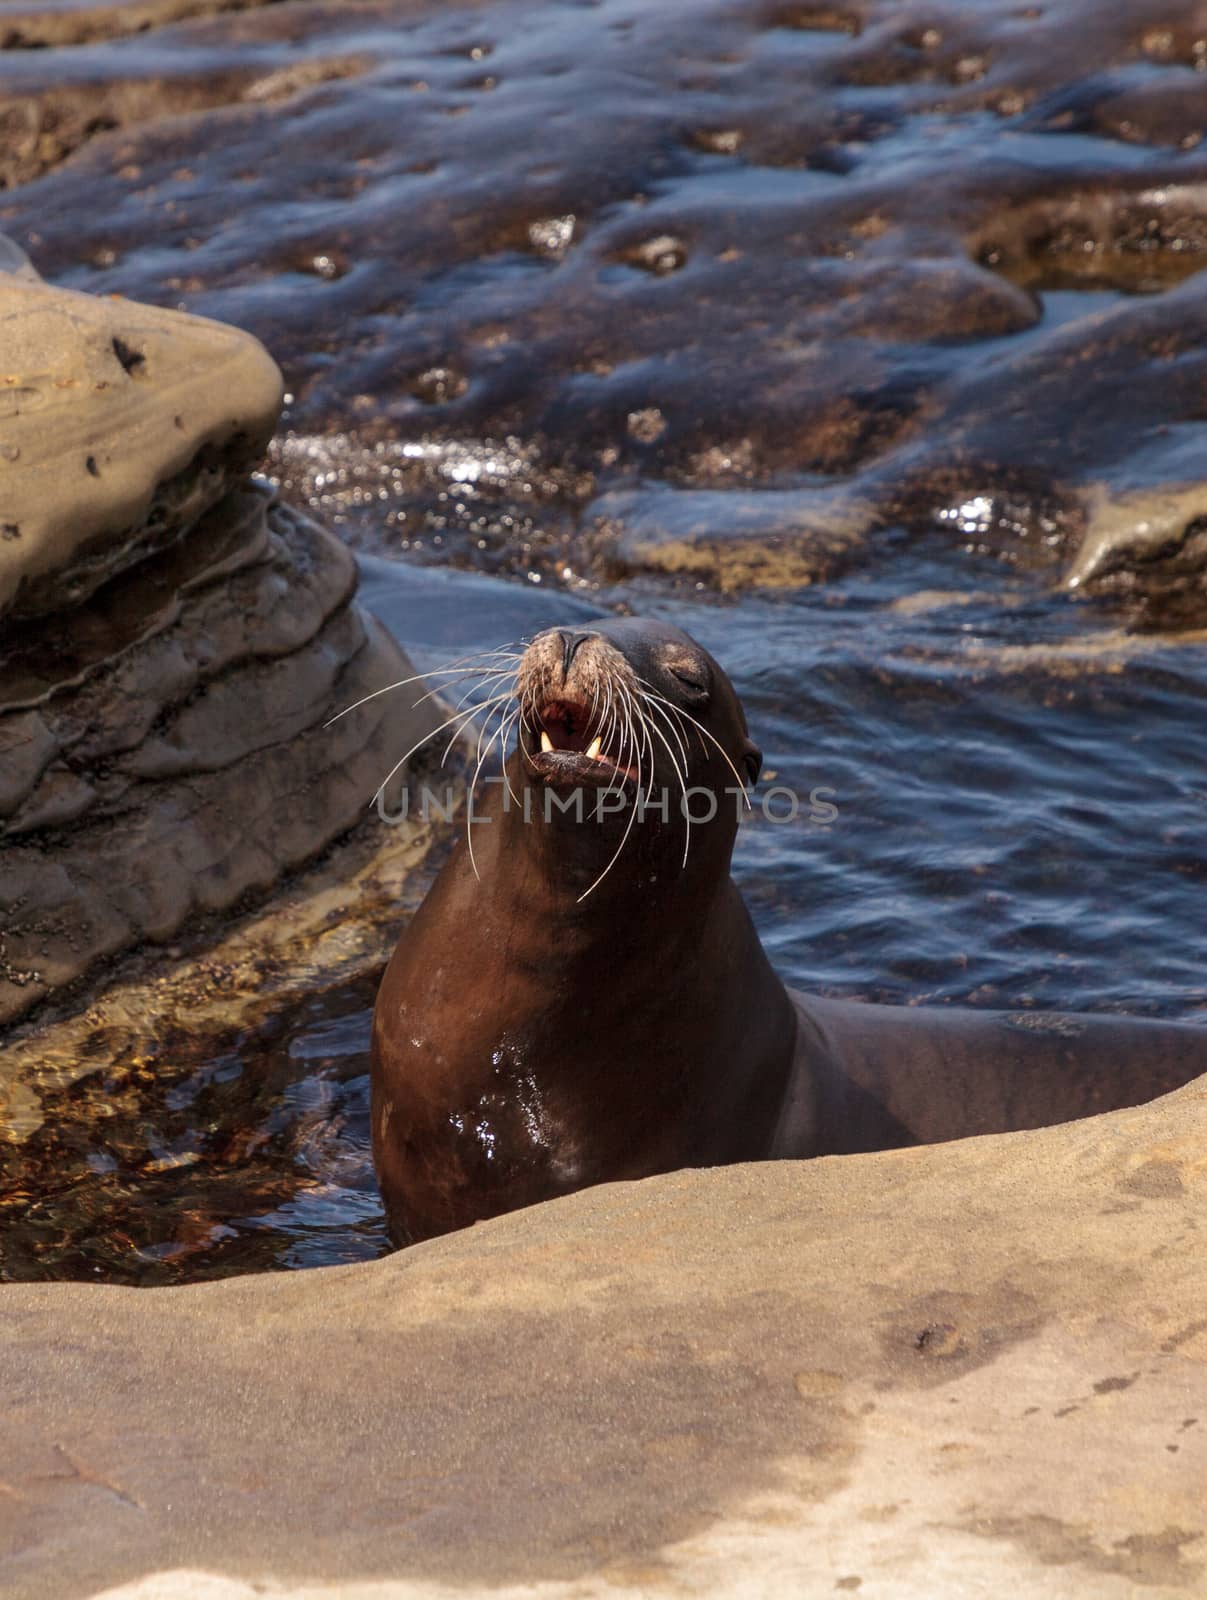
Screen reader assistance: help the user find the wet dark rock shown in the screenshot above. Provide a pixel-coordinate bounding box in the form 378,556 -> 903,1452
3,0 -> 1207,617
0,482 -> 419,1031
0,56 -> 368,190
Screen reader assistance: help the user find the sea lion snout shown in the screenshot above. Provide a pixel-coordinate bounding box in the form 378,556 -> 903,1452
516,628 -> 640,782
559,629 -> 594,679
520,626 -> 634,701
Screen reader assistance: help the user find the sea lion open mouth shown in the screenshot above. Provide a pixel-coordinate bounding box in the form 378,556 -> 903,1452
526,695 -> 640,785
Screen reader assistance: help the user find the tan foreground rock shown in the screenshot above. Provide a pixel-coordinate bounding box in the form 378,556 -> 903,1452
1,1073 -> 1205,1600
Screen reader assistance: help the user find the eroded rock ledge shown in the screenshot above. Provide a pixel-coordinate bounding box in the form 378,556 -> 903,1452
0,272 -> 434,1028
0,487 -> 412,1028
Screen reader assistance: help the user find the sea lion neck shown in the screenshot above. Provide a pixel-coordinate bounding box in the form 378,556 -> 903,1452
467,758 -> 732,931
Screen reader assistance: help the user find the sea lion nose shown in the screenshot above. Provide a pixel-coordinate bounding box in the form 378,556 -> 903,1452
559,630 -> 595,681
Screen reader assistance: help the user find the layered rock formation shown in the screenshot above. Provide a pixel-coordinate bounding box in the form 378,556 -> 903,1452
1,1071 -> 1205,1599
0,269 -> 433,1028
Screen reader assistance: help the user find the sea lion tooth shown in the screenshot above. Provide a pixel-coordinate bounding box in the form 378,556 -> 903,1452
540,730 -> 554,753
586,736 -> 602,760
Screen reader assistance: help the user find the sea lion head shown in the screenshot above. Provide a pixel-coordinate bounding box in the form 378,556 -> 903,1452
514,617 -> 760,794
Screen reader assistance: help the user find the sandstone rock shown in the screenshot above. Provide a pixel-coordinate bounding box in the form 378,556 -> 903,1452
0,275 -> 443,1031
2,1073 -> 1206,1598
0,272 -> 282,620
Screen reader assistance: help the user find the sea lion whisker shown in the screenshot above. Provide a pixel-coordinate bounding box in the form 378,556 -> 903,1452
486,694 -> 525,804
577,702 -> 644,906
466,698 -> 518,882
518,683 -> 544,774
596,687 -> 617,778
627,692 -> 647,777
440,692 -> 513,768
635,715 -> 668,856
372,691 -> 513,805
575,675 -> 616,791
517,711 -> 535,775
664,699 -> 704,759
411,661 -> 524,715
606,687 -> 634,803
639,688 -> 690,782
471,689 -> 512,775
639,684 -> 690,772
445,668 -> 519,716
586,674 -> 609,761
404,671 -> 516,728
640,699 -> 693,868
618,683 -> 650,798
598,689 -> 628,802
636,675 -> 711,762
608,678 -> 631,774
638,681 -> 752,810
621,683 -> 655,802
639,706 -> 690,866
598,675 -> 613,746
634,686 -> 690,798
326,648 -> 523,727
495,705 -> 525,808
430,691 -> 515,769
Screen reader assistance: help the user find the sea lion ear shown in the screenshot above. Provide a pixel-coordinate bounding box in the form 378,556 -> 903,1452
742,739 -> 762,786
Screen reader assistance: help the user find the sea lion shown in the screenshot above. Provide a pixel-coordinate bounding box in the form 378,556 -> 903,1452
371,618 -> 1207,1245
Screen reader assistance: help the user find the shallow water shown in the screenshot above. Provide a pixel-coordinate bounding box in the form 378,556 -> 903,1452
6,549 -> 1206,1285
3,0 -> 1207,1283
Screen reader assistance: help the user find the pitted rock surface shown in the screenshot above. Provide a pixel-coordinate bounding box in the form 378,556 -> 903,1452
4,1 -> 1207,612
0,275 -> 282,619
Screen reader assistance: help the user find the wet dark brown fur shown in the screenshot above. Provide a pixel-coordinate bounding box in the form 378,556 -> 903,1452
372,618 -> 1207,1246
